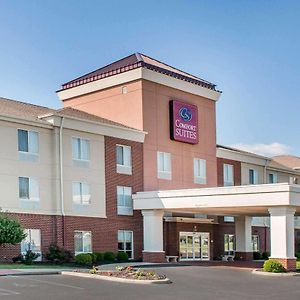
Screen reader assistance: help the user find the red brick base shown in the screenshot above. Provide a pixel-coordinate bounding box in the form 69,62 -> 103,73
143,251 -> 166,263
235,252 -> 253,261
270,258 -> 297,271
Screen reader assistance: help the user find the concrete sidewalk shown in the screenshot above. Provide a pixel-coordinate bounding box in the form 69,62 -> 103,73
0,267 -> 73,276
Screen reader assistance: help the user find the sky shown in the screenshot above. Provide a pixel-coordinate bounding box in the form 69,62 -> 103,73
0,0 -> 299,156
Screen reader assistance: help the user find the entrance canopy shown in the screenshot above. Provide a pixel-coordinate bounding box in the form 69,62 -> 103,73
133,183 -> 300,216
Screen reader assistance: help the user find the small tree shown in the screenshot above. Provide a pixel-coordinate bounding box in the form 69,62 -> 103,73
0,213 -> 26,246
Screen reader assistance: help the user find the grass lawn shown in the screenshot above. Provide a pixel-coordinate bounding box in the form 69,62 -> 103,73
297,261 -> 300,269
0,264 -> 75,269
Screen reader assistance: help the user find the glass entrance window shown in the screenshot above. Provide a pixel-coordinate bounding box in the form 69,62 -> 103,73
252,235 -> 260,252
179,232 -> 210,261
224,234 -> 235,255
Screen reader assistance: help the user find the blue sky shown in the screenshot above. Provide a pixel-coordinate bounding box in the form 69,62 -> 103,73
0,0 -> 299,156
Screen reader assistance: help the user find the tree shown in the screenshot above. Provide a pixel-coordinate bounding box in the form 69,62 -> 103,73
0,213 -> 26,246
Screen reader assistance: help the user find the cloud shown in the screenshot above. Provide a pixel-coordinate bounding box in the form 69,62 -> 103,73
230,142 -> 292,157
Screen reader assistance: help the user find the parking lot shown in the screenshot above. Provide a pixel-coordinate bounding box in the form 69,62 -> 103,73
0,265 -> 299,300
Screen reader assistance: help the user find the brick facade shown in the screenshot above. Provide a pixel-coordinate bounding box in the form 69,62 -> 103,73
0,136 -> 144,262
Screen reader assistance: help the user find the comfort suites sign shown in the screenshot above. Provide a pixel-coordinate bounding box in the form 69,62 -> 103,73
169,100 -> 199,144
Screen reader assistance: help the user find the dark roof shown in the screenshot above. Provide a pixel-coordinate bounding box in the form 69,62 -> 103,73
59,53 -> 219,92
0,97 -> 140,131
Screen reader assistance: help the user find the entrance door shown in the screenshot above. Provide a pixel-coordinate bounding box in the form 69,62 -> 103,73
179,232 -> 210,261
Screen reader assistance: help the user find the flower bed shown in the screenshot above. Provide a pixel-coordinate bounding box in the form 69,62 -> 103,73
89,266 -> 167,281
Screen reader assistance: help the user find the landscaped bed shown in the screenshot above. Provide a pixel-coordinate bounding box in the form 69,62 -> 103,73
62,266 -> 171,284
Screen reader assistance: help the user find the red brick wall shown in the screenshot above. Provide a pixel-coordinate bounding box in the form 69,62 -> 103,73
217,157 -> 241,187
0,136 -> 144,262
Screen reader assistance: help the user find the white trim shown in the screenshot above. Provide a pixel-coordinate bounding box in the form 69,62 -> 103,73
57,67 -> 221,102
118,230 -> 134,260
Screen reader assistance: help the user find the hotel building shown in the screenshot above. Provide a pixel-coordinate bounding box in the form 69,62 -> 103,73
1,53 -> 300,269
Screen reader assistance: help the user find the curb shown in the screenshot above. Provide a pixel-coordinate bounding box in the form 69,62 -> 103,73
62,271 -> 172,284
0,271 -> 61,277
252,269 -> 300,277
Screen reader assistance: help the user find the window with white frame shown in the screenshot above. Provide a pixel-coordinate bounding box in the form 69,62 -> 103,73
117,186 -> 133,215
18,129 -> 39,161
72,137 -> 90,161
19,177 -> 39,201
268,173 -> 277,184
194,158 -> 206,184
21,229 -> 42,261
116,145 -> 132,175
223,164 -> 234,186
72,182 -> 91,205
74,231 -> 92,254
224,216 -> 235,222
157,151 -> 171,180
252,235 -> 260,252
249,169 -> 258,185
118,230 -> 133,259
224,234 -> 235,255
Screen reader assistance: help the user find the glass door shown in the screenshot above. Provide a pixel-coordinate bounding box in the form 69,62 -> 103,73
179,232 -> 209,261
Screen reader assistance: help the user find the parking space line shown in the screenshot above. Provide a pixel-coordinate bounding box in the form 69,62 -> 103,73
0,288 -> 20,296
20,277 -> 84,290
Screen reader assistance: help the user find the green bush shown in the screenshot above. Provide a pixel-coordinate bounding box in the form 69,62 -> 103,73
23,250 -> 40,265
262,251 -> 270,260
295,252 -> 300,260
103,252 -> 116,262
45,244 -> 73,264
117,252 -> 129,261
75,253 -> 93,266
89,253 -> 97,264
93,252 -> 104,263
263,259 -> 286,273
253,252 -> 262,260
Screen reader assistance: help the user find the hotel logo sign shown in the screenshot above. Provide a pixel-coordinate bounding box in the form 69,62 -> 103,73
169,100 -> 198,144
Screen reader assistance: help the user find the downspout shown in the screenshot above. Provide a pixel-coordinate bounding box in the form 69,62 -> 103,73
59,117 -> 66,246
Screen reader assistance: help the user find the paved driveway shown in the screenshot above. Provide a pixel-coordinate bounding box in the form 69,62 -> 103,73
0,265 -> 299,300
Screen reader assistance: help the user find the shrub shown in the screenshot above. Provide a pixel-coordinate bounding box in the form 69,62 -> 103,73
103,252 -> 116,262
117,252 -> 129,262
12,254 -> 23,263
262,251 -> 270,260
23,250 -> 40,265
295,252 -> 300,260
45,244 -> 73,264
93,252 -> 104,263
75,253 -> 93,266
253,252 -> 262,260
89,253 -> 97,264
263,259 -> 286,273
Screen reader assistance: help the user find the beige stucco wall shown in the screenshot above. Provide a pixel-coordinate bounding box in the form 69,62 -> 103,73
0,119 -> 106,218
241,162 -> 265,185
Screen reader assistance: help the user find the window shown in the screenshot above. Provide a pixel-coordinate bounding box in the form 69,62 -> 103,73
224,216 -> 235,222
73,182 -> 91,205
74,231 -> 92,254
21,229 -> 41,261
116,145 -> 132,175
19,177 -> 39,201
157,151 -> 171,180
252,235 -> 260,252
18,129 -> 39,154
290,177 -> 298,184
18,129 -> 39,162
268,173 -> 277,184
194,158 -> 206,184
72,137 -> 90,161
118,230 -> 133,259
224,234 -> 235,255
249,169 -> 258,185
223,164 -> 234,186
117,186 -> 133,215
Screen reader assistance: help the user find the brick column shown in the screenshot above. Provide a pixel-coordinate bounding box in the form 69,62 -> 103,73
268,207 -> 296,271
142,210 -> 165,263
